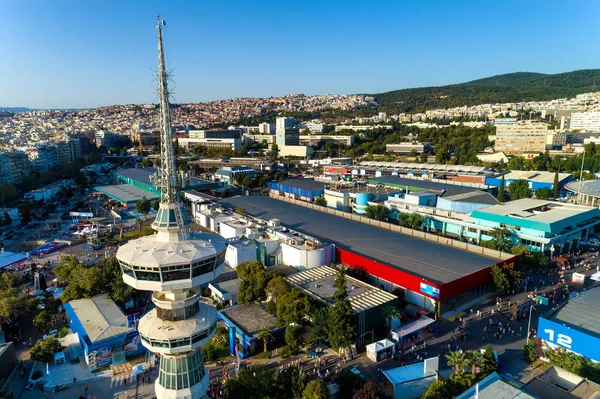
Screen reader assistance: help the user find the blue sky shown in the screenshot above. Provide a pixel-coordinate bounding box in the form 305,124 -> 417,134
1,0 -> 599,109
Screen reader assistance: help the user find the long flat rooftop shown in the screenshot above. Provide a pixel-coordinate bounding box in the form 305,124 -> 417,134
95,185 -> 160,203
115,167 -> 157,185
368,176 -> 474,193
220,196 -> 500,285
272,179 -> 326,191
550,285 -> 600,339
219,303 -> 279,338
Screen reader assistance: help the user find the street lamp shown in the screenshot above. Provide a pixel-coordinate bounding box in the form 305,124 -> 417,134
526,300 -> 537,344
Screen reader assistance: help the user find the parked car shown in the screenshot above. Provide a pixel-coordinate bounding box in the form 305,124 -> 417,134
350,367 -> 367,381
43,330 -> 58,340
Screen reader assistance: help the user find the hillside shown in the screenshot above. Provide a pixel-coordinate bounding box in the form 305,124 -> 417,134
367,69 -> 600,114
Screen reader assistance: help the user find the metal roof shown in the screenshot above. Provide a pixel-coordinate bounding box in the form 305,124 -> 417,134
383,362 -> 436,385
440,190 -> 499,206
273,179 -> 326,191
565,179 -> 600,198
95,185 -> 159,203
502,170 -> 571,184
285,266 -> 397,312
220,196 -> 499,285
115,168 -> 157,185
456,372 -> 536,399
369,176 -> 474,193
219,303 -> 279,338
550,285 -> 600,339
0,252 -> 27,269
67,295 -> 134,343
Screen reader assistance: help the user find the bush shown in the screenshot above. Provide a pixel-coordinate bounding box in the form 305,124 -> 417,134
57,327 -> 70,338
523,341 -> 537,364
202,342 -> 217,362
30,337 -> 63,363
31,370 -> 43,380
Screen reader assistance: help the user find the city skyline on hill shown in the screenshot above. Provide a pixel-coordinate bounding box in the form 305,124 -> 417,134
1,0 -> 599,109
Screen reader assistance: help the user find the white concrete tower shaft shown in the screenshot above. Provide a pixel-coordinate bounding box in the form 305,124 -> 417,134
116,17 -> 227,399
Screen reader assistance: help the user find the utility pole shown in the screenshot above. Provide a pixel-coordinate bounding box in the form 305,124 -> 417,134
577,150 -> 586,204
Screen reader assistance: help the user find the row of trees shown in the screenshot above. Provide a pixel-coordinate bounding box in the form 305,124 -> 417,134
223,366 -> 383,399
52,256 -> 133,304
423,345 -> 498,399
236,261 -> 357,355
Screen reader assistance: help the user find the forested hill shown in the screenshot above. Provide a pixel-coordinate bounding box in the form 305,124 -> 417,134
367,69 -> 600,114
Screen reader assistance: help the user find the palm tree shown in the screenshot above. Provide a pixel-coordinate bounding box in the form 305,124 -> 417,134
258,327 -> 274,358
466,350 -> 484,379
451,370 -> 472,389
382,305 -> 400,337
446,351 -> 468,374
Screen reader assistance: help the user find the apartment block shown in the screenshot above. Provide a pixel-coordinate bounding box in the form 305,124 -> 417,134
493,123 -> 549,155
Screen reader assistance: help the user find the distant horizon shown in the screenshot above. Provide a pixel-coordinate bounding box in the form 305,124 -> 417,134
1,0 -> 599,109
3,68 -> 599,111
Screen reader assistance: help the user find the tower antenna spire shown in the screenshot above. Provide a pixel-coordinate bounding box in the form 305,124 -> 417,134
153,16 -> 188,235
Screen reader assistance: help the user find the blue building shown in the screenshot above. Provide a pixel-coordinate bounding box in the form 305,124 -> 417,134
538,285 -> 600,364
268,179 -> 326,201
217,303 -> 284,359
64,295 -> 145,370
486,170 -> 573,192
470,198 -> 600,253
215,166 -> 258,185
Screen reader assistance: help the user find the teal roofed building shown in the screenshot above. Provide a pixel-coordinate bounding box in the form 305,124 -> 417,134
470,199 -> 600,253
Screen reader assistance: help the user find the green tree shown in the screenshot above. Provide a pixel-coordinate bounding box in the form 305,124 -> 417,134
328,267 -> 356,351
481,344 -> 498,375
422,380 -> 451,399
491,264 -> 510,292
335,370 -> 364,399
553,170 -> 559,198
302,380 -> 329,399
523,341 -> 537,364
485,227 -> 513,252
508,156 -> 525,170
314,197 -> 327,207
237,261 -> 273,303
496,175 -> 505,202
100,257 -> 133,303
20,203 -> 32,224
30,336 -> 63,362
151,199 -> 160,211
466,350 -> 484,379
258,327 -> 274,357
365,204 -> 389,221
141,159 -> 153,168
508,179 -> 532,200
535,187 -> 552,200
0,183 -> 16,206
1,211 -> 11,226
234,206 -> 246,215
285,324 -> 301,353
270,143 -> 279,160
446,351 -> 468,374
407,212 -> 424,230
353,380 -> 383,399
276,288 -> 311,326
419,152 -> 428,163
382,305 -> 400,337
136,198 -> 151,219
266,276 -> 290,303
585,142 -> 596,156
33,311 -> 52,333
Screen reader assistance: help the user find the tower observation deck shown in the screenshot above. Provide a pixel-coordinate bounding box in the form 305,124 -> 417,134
116,17 -> 226,399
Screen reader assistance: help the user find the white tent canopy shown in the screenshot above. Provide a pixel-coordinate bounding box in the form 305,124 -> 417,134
366,338 -> 395,362
391,316 -> 435,341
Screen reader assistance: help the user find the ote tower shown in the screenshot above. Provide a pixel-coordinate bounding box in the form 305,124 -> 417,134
116,17 -> 226,399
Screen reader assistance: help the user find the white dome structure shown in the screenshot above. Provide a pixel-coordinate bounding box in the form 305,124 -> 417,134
116,16 -> 225,399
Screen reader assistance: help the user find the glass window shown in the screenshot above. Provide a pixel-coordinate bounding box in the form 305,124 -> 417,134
162,269 -> 190,282
137,271 -> 160,281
